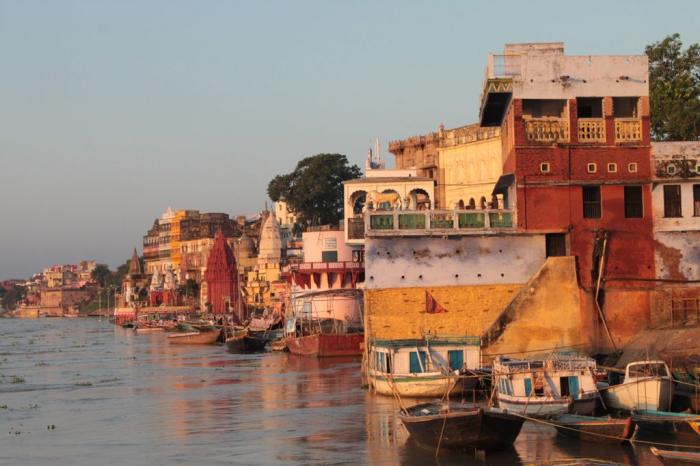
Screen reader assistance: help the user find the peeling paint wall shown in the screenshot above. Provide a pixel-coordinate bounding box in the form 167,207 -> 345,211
654,231 -> 700,280
364,234 -> 546,290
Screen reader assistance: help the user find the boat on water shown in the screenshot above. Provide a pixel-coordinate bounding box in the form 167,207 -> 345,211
368,336 -> 481,398
493,354 -> 599,417
168,329 -> 221,345
650,446 -> 700,465
287,332 -> 363,357
134,326 -> 164,334
600,360 -> 674,412
551,414 -> 634,444
398,402 -> 524,451
631,409 -> 700,440
242,331 -> 271,352
270,338 -> 288,352
224,328 -> 248,353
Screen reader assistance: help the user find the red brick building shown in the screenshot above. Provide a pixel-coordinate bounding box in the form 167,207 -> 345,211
204,230 -> 239,315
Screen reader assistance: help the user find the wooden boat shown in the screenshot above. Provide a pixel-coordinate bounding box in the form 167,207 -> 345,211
600,360 -> 674,412
270,338 -> 288,352
243,331 -> 270,352
168,329 -> 221,345
632,410 -> 700,440
287,333 -> 363,357
494,354 -> 599,417
368,337 -> 481,398
135,326 -> 164,334
551,414 -> 634,444
121,322 -> 135,329
398,402 -> 524,451
224,328 -> 248,353
650,447 -> 700,465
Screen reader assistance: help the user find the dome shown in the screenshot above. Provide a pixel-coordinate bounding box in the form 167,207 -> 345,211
257,212 -> 282,264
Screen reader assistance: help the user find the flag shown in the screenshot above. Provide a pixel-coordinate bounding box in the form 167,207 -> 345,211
425,291 -> 447,314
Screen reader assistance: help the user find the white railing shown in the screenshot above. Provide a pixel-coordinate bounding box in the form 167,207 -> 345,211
365,209 -> 514,235
524,118 -> 569,144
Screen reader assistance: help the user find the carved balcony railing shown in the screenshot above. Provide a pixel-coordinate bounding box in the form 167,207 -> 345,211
366,209 -> 514,236
524,118 -> 569,144
615,118 -> 642,142
577,118 -> 606,143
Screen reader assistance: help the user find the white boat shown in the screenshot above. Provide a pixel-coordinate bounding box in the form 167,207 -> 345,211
368,336 -> 481,398
600,360 -> 674,412
493,354 -> 599,417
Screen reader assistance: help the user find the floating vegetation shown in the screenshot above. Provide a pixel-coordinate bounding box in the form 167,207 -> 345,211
75,381 -> 93,387
10,376 -> 25,384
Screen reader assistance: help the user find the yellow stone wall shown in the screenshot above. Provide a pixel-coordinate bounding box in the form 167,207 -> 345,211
365,284 -> 522,340
439,135 -> 502,209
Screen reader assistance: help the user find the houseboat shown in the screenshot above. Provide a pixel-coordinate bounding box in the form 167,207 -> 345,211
493,354 -> 599,417
368,336 -> 481,398
600,360 -> 674,412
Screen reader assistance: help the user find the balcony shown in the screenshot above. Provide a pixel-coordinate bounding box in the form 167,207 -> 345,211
366,209 -> 514,236
615,118 -> 642,142
577,118 -> 606,144
524,118 -> 569,144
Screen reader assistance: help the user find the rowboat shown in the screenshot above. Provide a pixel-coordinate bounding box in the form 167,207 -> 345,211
135,326 -> 164,334
600,360 -> 674,412
287,333 -> 363,357
270,338 -> 288,352
243,331 -> 270,352
168,329 -> 221,345
551,414 -> 634,444
632,410 -> 700,441
398,402 -> 524,451
224,328 -> 248,353
650,447 -> 700,465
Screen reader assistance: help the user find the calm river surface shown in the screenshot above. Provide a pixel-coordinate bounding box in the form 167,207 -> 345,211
0,319 -> 660,465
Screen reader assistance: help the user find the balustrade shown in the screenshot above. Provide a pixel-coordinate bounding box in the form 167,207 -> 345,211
365,209 -> 514,235
524,118 -> 569,144
577,118 -> 606,143
615,118 -> 642,142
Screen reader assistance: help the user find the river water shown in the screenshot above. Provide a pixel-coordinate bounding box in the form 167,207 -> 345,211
0,319 -> 661,465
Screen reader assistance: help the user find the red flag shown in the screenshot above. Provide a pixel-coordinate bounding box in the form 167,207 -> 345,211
425,291 -> 447,314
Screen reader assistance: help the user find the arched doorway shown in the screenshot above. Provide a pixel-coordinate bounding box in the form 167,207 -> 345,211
479,196 -> 487,209
350,190 -> 367,215
409,188 -> 431,210
468,198 -> 476,210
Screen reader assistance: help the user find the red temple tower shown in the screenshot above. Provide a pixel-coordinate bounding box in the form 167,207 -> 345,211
204,230 -> 238,315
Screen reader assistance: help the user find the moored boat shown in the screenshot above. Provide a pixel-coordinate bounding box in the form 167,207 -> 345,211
398,402 -> 524,451
631,410 -> 700,441
368,336 -> 481,398
243,331 -> 270,352
270,338 -> 288,352
135,326 -> 165,334
650,446 -> 700,465
287,333 -> 363,357
494,354 -> 599,417
600,360 -> 674,412
224,328 -> 248,353
551,414 -> 634,444
168,329 -> 221,345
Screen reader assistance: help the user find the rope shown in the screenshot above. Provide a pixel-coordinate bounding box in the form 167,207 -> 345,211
510,411 -> 700,449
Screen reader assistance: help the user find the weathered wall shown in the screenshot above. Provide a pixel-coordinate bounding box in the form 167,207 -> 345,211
484,257 -> 592,357
654,231 -> 700,281
365,284 -> 521,340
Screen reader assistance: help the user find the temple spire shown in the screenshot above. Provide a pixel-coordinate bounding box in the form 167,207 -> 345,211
128,248 -> 142,276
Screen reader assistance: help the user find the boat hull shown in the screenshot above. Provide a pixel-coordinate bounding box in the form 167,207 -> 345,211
286,333 -> 363,357
651,447 -> 700,465
225,335 -> 247,353
497,395 -> 570,417
570,396 -> 597,415
632,410 -> 700,441
399,403 -> 524,451
552,414 -> 634,444
135,327 -> 165,334
370,372 -> 474,398
602,378 -> 674,412
168,330 -> 220,345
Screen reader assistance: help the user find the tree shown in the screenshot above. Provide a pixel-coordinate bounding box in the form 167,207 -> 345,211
91,264 -> 112,288
178,278 -> 199,298
267,153 -> 361,226
1,285 -> 26,310
646,34 -> 700,141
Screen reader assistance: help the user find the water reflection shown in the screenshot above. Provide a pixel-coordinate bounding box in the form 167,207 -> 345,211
0,319 -> 662,465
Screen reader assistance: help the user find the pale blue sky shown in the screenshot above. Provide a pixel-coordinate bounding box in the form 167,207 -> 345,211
1,0 -> 699,279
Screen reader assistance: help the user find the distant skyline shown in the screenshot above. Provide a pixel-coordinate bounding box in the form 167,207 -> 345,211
2,0 -> 699,279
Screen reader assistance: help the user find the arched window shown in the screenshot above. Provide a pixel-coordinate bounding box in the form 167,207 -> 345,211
457,199 -> 465,210
468,198 -> 476,210
480,196 -> 487,210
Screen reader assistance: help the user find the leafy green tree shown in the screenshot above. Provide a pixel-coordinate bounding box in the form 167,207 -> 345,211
177,278 -> 199,298
91,264 -> 112,288
1,285 -> 26,310
267,153 -> 361,226
646,34 -> 700,141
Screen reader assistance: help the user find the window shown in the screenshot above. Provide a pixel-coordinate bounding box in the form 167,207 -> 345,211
624,186 -> 643,218
607,163 -> 618,173
694,185 -> 700,217
409,351 -> 427,373
448,350 -> 464,371
663,185 -> 683,218
613,97 -> 639,117
540,162 -> 550,173
667,165 -> 677,175
628,162 -> 638,173
576,97 -> 603,118
321,251 -> 338,263
582,186 -> 601,219
587,163 -> 597,173
522,99 -> 567,118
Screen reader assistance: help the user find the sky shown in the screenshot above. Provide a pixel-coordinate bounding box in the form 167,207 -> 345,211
1,0 -> 699,279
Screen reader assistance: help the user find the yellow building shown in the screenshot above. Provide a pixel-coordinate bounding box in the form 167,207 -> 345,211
438,124 -> 502,209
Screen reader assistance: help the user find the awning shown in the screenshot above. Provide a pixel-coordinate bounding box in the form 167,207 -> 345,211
492,173 -> 515,195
